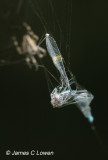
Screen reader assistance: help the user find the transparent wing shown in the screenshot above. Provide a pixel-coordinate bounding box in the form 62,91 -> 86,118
46,34 -> 70,88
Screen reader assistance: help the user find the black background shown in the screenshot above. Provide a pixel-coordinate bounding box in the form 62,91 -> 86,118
0,0 -> 108,159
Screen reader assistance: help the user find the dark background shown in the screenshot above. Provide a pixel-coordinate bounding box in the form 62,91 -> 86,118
0,0 -> 108,159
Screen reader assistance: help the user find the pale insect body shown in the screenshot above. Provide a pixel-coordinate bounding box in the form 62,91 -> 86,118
46,33 -> 71,89
12,23 -> 46,70
45,33 -> 94,123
